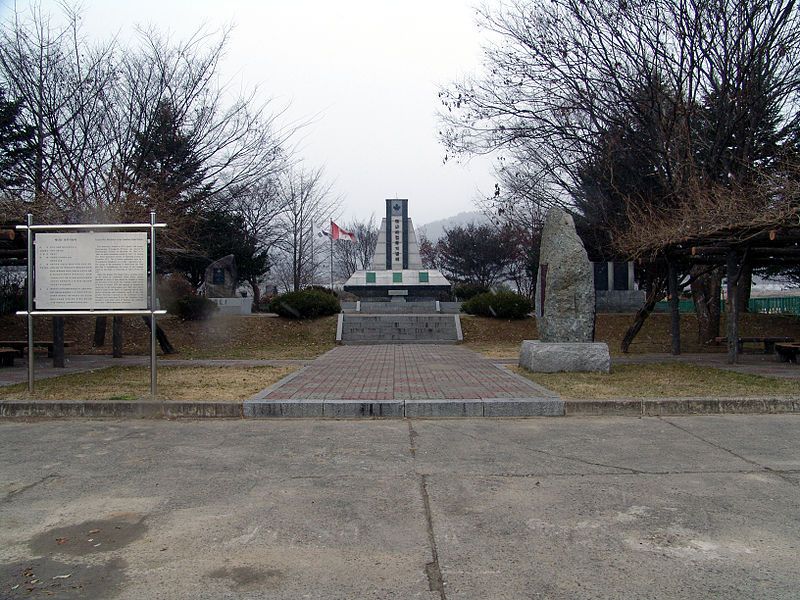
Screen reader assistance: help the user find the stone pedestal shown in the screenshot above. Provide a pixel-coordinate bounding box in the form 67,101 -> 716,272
519,340 -> 611,373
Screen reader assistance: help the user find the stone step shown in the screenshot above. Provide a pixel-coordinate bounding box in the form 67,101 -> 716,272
338,314 -> 462,344
358,301 -> 438,314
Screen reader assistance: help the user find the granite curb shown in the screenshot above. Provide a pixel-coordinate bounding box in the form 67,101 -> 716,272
2,396 -> 799,418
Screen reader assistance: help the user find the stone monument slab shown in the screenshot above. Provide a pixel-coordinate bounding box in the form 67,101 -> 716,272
204,254 -> 237,298
535,208 -> 595,342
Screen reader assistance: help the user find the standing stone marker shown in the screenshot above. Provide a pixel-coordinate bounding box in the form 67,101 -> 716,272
522,207 -> 610,373
204,254 -> 237,298
535,208 -> 595,342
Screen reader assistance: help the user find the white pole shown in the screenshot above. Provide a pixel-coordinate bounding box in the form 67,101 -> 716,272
330,220 -> 334,290
150,211 -> 157,399
26,213 -> 34,393
310,221 -> 314,288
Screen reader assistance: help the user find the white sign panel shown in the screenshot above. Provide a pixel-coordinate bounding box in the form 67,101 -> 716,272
35,232 -> 148,310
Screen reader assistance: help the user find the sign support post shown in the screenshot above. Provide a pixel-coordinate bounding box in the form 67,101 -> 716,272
26,213 -> 33,393
150,211 -> 157,399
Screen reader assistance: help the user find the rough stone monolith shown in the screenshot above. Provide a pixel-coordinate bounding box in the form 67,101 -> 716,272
535,208 -> 595,342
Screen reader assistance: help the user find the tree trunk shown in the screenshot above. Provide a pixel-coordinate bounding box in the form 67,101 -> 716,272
690,265 -> 722,345
620,270 -> 666,353
248,277 -> 261,311
112,316 -> 123,358
93,316 -> 107,347
52,317 -> 65,368
734,262 -> 752,313
141,316 -> 176,354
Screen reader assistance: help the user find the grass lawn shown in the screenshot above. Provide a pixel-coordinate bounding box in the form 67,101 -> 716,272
0,314 -> 337,360
512,363 -> 800,399
0,365 -> 297,402
462,312 -> 800,358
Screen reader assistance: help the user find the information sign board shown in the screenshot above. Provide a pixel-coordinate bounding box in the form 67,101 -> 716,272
35,232 -> 148,310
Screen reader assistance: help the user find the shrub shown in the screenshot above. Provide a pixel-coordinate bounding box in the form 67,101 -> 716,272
453,282 -> 490,300
306,285 -> 338,297
168,294 -> 219,321
0,270 -> 25,315
461,290 -> 532,319
268,289 -> 341,319
158,274 -> 194,309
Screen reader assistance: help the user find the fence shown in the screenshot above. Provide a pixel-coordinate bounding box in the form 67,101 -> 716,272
654,296 -> 800,316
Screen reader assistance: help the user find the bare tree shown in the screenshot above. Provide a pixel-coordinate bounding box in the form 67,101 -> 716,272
273,166 -> 341,291
228,175 -> 289,306
332,215 -> 378,280
441,0 -> 800,343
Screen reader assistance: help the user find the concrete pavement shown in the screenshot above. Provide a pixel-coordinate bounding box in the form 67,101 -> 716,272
1,415 -> 798,599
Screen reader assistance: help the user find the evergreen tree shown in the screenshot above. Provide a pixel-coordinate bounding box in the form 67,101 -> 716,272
0,87 -> 34,192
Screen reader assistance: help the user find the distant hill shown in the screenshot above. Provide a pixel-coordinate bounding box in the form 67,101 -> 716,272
416,210 -> 489,242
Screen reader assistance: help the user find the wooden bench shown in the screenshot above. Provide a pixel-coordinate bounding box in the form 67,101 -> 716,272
0,347 -> 16,367
713,336 -> 795,354
775,343 -> 800,364
0,340 -> 76,358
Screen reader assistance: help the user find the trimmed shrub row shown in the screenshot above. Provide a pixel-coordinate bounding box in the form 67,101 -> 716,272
268,289 -> 341,319
461,290 -> 532,320
453,282 -> 490,301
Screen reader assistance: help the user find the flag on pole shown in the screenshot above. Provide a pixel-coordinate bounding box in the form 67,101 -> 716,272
330,221 -> 356,241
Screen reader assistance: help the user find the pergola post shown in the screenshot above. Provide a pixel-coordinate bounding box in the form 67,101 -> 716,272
667,260 -> 681,355
726,249 -> 740,364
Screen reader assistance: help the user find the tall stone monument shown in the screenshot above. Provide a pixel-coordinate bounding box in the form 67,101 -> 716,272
344,199 -> 451,301
536,208 -> 595,342
520,207 -> 610,372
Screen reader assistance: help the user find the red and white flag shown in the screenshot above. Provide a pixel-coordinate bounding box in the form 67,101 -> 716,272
330,221 -> 356,241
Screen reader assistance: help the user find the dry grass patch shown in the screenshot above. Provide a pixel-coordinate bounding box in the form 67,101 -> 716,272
461,313 -> 800,358
0,314 -> 337,359
512,363 -> 800,399
0,365 -> 296,402
460,315 -> 539,358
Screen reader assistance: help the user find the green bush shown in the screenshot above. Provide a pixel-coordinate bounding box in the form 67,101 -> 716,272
0,274 -> 25,315
168,295 -> 219,321
158,274 -> 194,309
306,285 -> 339,297
461,290 -> 532,319
453,282 -> 490,300
268,289 -> 341,319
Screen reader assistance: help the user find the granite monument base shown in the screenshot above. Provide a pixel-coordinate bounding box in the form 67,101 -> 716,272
519,340 -> 611,373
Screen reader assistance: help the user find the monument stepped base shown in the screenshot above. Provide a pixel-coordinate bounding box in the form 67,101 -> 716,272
337,313 -> 463,344
519,340 -> 611,373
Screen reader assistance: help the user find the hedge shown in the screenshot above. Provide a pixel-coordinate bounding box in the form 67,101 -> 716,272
268,289 -> 341,319
461,290 -> 532,319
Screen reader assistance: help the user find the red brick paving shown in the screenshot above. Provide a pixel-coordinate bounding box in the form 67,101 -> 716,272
264,345 -> 543,400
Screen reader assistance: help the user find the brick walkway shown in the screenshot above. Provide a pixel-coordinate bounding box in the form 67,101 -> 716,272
263,345 -> 547,400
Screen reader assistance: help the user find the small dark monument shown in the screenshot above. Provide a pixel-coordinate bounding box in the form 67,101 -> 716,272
204,254 -> 237,298
520,207 -> 610,372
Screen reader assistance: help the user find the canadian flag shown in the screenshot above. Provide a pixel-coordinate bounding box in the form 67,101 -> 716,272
330,221 -> 356,241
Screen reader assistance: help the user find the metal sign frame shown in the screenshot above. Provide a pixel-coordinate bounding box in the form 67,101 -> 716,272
16,212 -> 167,398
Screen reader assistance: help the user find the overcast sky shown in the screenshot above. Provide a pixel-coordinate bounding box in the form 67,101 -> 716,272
5,0 -> 497,226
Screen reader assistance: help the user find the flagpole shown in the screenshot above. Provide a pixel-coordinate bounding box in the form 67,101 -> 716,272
329,220 -> 334,290
310,221 -> 314,287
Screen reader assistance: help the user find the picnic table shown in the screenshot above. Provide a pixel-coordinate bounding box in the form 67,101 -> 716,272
0,340 -> 76,358
775,343 -> 800,364
0,347 -> 16,367
713,336 -> 795,354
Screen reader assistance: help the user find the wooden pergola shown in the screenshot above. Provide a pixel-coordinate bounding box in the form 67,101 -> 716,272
662,225 -> 800,363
